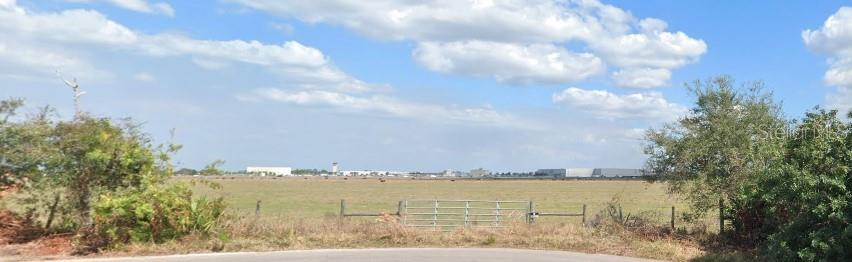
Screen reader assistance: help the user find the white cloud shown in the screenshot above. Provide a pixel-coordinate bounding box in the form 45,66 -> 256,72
0,1 -> 371,93
827,88 -> 852,114
3,0 -> 524,129
413,41 -> 604,85
804,6 -> 852,112
192,58 -> 229,70
230,0 -> 706,87
238,88 -> 525,127
133,72 -> 155,82
70,0 -> 175,16
552,87 -> 686,120
0,41 -> 107,79
0,4 -> 138,45
611,68 -> 671,88
270,22 -> 294,35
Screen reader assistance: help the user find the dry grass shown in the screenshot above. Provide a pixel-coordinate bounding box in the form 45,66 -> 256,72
105,214 -> 706,261
1,179 -> 734,261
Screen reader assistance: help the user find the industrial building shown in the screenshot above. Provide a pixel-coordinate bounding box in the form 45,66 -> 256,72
568,168 -> 594,177
532,168 -> 645,179
469,168 -> 490,177
246,166 -> 292,176
592,168 -> 645,178
534,169 -> 567,177
535,168 -> 597,178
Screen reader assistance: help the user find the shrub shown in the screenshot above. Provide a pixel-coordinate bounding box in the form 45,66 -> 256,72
90,179 -> 225,247
761,109 -> 852,261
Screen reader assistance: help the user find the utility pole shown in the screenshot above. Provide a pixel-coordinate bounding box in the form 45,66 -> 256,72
56,70 -> 85,119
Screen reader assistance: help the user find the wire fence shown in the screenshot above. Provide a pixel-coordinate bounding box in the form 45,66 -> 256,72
335,199 -> 704,231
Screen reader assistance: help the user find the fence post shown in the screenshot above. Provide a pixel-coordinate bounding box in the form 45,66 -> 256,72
528,201 -> 536,224
670,206 -> 675,230
255,200 -> 262,217
397,200 -> 403,216
402,200 -> 408,226
581,204 -> 587,225
433,200 -> 439,230
340,199 -> 346,218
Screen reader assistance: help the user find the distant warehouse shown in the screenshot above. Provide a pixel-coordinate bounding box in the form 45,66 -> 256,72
246,166 -> 292,176
568,168 -> 594,177
535,168 -> 595,178
592,168 -> 645,178
534,169 -> 567,177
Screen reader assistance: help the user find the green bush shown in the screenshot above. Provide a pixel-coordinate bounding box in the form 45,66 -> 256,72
761,109 -> 852,261
92,178 -> 225,247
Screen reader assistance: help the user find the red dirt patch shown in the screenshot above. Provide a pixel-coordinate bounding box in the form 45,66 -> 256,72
0,210 -> 73,258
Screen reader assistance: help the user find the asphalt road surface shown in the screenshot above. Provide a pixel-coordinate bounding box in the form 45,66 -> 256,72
59,248 -> 661,262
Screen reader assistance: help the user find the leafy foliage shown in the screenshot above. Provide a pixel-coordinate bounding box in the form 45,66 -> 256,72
644,76 -> 787,215
761,109 -> 852,261
92,178 -> 225,246
646,77 -> 852,260
200,160 -> 225,176
0,98 -> 227,252
49,117 -> 158,226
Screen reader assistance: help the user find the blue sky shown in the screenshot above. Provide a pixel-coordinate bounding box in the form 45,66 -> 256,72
2,0 -> 851,172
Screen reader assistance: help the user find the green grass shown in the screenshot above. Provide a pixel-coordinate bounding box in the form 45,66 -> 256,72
187,177 -> 690,225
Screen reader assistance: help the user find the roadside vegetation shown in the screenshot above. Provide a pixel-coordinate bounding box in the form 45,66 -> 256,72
0,99 -> 225,255
2,75 -> 851,261
646,76 -> 852,260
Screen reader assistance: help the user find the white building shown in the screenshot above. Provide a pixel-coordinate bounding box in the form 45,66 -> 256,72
332,162 -> 339,176
246,166 -> 292,176
469,168 -> 490,177
592,168 -> 644,178
567,168 -> 594,178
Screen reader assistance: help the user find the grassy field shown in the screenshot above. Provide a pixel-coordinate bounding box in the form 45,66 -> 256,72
2,177 -> 731,261
187,177 -> 693,226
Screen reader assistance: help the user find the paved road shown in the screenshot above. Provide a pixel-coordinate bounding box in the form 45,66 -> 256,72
59,248 -> 661,262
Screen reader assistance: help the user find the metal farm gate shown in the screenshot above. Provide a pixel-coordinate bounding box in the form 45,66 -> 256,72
401,200 -> 531,230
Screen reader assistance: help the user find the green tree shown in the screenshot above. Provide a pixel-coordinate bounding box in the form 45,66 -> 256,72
1,98 -> 225,251
0,99 -> 55,190
200,160 -> 225,176
762,109 -> 852,261
44,117 -> 157,226
644,76 -> 787,219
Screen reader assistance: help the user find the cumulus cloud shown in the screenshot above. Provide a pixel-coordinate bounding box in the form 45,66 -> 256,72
804,6 -> 852,112
611,68 -> 671,88
413,41 -> 604,85
0,1 -> 371,93
70,0 -> 175,16
552,87 -> 687,121
0,1 -> 527,127
238,88 -> 526,128
230,0 -> 706,87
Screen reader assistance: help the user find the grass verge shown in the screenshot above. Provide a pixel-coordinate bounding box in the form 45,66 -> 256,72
103,215 -> 706,261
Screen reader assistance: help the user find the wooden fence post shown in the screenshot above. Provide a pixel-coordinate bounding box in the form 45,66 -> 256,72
397,200 -> 404,216
255,200 -> 261,217
340,199 -> 346,218
528,201 -> 536,224
581,204 -> 587,225
670,206 -> 675,230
